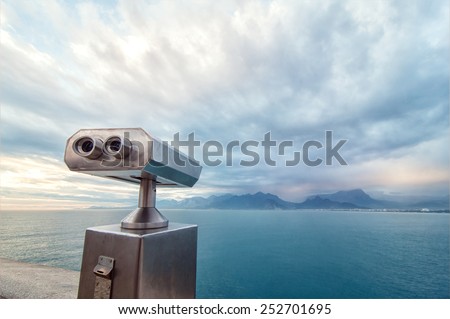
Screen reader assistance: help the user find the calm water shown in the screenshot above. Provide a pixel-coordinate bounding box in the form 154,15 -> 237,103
0,209 -> 448,298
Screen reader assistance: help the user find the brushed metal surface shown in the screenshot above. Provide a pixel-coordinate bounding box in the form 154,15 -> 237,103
121,179 -> 169,229
64,128 -> 202,187
94,276 -> 112,299
64,128 -> 202,229
121,207 -> 168,229
78,223 -> 197,299
93,255 -> 114,298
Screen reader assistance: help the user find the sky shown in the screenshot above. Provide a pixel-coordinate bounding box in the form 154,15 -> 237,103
0,0 -> 448,210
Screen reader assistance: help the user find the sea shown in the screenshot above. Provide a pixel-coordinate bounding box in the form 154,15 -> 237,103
0,209 -> 448,299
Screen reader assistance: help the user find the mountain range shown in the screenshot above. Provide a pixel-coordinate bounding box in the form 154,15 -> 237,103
157,189 -> 449,210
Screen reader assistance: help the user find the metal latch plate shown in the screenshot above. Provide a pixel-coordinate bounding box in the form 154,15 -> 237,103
93,256 -> 114,299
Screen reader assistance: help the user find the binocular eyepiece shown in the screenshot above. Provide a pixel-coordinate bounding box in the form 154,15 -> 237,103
73,136 -> 103,159
73,136 -> 131,160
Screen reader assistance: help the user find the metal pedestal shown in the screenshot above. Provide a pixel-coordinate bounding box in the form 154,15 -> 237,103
77,223 -> 197,299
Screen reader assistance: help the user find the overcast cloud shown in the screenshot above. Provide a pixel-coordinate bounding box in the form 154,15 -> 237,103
0,0 -> 448,209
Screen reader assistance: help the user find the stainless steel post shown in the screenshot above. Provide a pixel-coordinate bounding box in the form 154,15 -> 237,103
78,223 -> 197,299
121,178 -> 169,229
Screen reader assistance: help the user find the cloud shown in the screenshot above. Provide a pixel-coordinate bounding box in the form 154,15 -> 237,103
0,154 -> 138,210
0,0 -> 448,208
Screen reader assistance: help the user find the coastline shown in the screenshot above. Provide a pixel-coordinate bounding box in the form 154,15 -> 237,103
0,258 -> 79,299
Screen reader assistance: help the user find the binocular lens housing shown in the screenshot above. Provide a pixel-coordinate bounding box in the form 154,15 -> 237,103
65,128 -> 202,187
74,137 -> 103,159
73,136 -> 132,160
104,136 -> 132,158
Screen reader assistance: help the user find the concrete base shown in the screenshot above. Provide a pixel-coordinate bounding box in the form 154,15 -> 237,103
0,258 -> 79,299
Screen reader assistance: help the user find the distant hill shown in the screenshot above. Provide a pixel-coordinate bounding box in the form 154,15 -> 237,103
297,196 -> 365,209
157,189 -> 449,210
158,192 -> 297,210
158,189 -> 371,210
408,195 -> 450,210
309,189 -> 396,208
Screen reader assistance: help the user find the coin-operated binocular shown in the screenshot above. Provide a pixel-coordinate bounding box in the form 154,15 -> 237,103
65,128 -> 202,298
